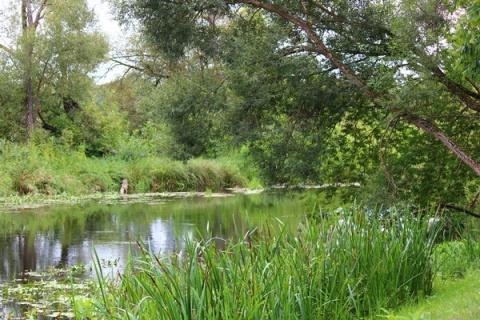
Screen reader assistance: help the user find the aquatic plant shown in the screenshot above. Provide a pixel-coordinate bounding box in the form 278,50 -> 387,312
81,206 -> 438,319
0,265 -> 94,319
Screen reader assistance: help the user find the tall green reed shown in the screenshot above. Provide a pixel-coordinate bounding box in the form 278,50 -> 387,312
80,206 -> 438,319
0,139 -> 245,196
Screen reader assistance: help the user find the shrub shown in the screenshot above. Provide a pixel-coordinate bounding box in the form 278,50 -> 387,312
433,241 -> 469,279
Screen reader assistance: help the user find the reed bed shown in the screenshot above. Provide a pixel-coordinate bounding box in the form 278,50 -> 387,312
81,207 -> 438,319
0,141 -> 245,196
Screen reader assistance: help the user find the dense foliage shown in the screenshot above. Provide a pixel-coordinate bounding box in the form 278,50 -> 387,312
1,0 -> 480,207
107,0 -> 480,206
81,207 -> 441,319
0,139 -> 245,196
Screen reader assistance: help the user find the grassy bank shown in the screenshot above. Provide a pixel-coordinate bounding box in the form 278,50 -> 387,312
383,234 -> 480,319
382,269 -> 480,319
0,141 -> 246,197
77,207 -> 441,319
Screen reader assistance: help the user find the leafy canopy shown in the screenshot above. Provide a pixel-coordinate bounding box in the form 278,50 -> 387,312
112,0 -> 480,205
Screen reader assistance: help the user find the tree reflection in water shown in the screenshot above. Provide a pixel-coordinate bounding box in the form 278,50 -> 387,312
0,192 -> 304,282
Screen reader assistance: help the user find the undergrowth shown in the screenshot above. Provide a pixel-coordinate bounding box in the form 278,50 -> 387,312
0,140 -> 246,196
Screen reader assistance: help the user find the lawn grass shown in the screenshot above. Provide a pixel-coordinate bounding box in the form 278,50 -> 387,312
379,269 -> 480,319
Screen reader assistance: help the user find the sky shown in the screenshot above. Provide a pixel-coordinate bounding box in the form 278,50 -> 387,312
0,0 -> 121,42
87,0 -> 129,83
88,0 -> 123,43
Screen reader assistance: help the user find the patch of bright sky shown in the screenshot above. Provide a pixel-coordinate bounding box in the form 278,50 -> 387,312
87,0 -> 129,83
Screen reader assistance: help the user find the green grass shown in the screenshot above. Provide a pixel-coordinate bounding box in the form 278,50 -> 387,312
379,226 -> 480,320
0,141 -> 246,196
79,206 -> 438,319
380,269 -> 480,319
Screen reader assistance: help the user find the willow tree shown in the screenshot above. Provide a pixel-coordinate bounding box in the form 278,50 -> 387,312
0,0 -> 108,141
114,0 -> 480,204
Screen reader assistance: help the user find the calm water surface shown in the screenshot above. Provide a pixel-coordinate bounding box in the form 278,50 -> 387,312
0,192 -> 306,282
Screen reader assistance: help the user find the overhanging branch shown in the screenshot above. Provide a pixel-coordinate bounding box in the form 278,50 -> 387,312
437,202 -> 480,219
236,0 -> 480,179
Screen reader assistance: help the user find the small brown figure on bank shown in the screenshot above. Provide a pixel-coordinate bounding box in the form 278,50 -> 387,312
120,179 -> 128,195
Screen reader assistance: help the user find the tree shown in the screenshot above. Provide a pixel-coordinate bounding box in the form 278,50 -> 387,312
115,0 -> 480,204
0,0 -> 109,142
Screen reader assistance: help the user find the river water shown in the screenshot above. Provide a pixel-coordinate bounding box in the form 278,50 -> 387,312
0,191 -> 306,283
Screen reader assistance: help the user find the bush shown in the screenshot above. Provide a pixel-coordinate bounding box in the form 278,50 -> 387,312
433,241 -> 470,279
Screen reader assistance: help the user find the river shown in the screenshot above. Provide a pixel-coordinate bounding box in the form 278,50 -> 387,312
0,191 -> 306,283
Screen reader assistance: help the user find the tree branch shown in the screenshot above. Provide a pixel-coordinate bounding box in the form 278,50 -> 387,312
429,66 -> 480,113
33,0 -> 49,29
237,0 -> 378,101
468,190 -> 480,209
466,77 -> 480,94
403,113 -> 480,176
0,43 -> 14,56
38,111 -> 58,134
307,0 -> 345,22
236,0 -> 480,178
111,58 -> 146,73
379,115 -> 402,194
437,202 -> 480,219
282,45 -> 319,55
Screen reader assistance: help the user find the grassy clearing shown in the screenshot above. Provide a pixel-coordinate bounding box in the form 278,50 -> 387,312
380,269 -> 480,319
79,206 -> 438,319
0,141 -> 246,197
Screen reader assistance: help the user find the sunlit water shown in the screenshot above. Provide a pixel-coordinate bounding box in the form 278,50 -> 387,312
0,192 -> 306,283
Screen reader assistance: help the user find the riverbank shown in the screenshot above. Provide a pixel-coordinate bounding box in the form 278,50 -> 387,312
0,141 -> 248,197
0,189 -> 265,213
384,269 -> 480,319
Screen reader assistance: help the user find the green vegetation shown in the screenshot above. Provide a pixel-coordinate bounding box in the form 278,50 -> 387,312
0,139 -> 246,197
78,206 -> 440,319
106,0 -> 480,207
0,266 -> 94,319
1,0 -> 480,319
383,270 -> 480,319
1,0 -> 480,207
0,199 -> 479,319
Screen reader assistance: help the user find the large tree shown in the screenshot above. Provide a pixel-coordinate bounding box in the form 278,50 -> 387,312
115,0 -> 480,204
0,0 -> 108,141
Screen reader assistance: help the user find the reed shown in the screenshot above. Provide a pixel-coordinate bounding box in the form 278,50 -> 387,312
80,206 -> 437,319
0,140 -> 245,196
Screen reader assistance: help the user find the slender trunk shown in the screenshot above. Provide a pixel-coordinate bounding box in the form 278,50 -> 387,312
22,0 -> 36,141
24,59 -> 34,139
238,0 -> 480,177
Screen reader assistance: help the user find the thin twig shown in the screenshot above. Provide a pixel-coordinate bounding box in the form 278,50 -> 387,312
467,190 -> 480,209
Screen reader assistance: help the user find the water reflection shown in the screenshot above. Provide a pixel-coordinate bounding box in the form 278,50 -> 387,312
0,192 -> 304,282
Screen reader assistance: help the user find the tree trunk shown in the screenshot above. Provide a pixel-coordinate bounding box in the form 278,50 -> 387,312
21,0 -> 46,141
22,0 -> 36,140
24,62 -> 35,139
